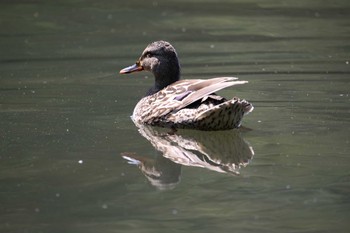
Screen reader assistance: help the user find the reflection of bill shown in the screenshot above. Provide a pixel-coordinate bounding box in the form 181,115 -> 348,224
122,124 -> 254,190
122,152 -> 181,191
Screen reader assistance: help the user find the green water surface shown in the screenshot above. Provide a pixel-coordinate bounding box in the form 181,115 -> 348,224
1,1 -> 349,233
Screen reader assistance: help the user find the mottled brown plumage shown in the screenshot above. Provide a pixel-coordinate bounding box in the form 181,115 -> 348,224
120,41 -> 253,130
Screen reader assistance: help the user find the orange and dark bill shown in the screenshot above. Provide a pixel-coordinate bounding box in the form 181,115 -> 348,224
120,62 -> 143,74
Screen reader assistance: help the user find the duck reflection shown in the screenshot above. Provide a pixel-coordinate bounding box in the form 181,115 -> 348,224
122,124 -> 254,190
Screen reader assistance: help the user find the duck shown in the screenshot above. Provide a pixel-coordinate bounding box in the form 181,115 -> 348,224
119,40 -> 253,131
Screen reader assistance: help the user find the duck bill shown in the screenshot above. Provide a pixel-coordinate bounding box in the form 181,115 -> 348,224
120,63 -> 144,74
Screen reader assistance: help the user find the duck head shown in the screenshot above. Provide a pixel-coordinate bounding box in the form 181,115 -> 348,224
120,41 -> 181,91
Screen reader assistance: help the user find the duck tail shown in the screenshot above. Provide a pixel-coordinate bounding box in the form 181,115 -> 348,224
241,99 -> 254,115
194,98 -> 253,130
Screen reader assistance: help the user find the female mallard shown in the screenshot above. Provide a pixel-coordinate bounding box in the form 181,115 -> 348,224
120,41 -> 253,130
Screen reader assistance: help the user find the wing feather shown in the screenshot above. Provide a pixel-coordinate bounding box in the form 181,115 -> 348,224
140,77 -> 247,122
175,79 -> 248,111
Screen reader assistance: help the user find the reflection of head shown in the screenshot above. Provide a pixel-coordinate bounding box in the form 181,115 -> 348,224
122,152 -> 181,191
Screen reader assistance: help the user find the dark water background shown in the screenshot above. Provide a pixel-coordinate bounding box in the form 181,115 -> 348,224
1,1 -> 349,232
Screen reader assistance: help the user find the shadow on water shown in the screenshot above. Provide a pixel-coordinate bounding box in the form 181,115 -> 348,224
122,123 -> 254,190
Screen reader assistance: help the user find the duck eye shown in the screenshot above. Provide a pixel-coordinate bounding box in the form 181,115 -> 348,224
144,52 -> 153,58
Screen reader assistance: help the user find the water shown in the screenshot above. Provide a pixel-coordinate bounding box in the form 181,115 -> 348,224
1,1 -> 349,232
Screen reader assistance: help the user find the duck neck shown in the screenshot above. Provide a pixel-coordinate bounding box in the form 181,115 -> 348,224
155,68 -> 180,90
146,62 -> 180,96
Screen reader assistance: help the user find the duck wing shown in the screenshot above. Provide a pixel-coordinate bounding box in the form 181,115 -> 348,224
173,77 -> 248,111
140,77 -> 248,123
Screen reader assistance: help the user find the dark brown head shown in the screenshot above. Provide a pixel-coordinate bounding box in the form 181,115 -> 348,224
120,41 -> 181,93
